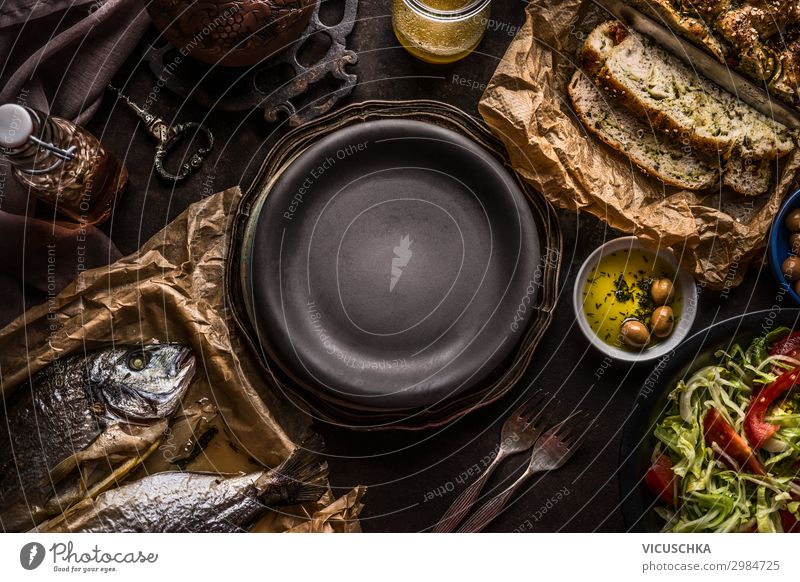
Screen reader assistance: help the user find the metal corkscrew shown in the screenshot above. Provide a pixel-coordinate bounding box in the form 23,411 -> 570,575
107,83 -> 214,183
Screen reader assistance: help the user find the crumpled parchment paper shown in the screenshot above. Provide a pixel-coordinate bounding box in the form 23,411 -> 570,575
479,0 -> 800,290
0,186 -> 364,532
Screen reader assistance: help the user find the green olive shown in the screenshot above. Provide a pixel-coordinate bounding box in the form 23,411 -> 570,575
786,209 -> 800,232
650,278 -> 675,305
790,233 -> 800,255
650,306 -> 674,339
621,319 -> 650,348
782,255 -> 800,281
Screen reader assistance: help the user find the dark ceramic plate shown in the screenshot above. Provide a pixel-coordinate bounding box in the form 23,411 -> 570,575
240,118 -> 540,410
619,308 -> 800,532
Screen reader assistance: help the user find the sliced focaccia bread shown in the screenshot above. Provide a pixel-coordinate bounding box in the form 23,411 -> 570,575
568,71 -> 719,190
570,71 -> 773,195
582,21 -> 795,160
722,156 -> 773,196
578,21 -> 625,77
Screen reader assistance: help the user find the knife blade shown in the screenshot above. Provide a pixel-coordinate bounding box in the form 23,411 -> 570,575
589,0 -> 800,130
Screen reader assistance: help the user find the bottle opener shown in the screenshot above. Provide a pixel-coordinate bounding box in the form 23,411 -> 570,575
107,84 -> 214,183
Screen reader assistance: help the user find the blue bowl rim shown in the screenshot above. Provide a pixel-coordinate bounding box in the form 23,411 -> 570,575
769,188 -> 800,305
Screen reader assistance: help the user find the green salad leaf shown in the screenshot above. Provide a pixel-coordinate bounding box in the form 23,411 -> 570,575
651,328 -> 800,533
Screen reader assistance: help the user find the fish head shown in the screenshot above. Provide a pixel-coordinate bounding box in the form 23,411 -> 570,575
89,344 -> 196,421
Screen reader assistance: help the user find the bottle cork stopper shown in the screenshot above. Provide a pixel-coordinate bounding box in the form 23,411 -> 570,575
0,104 -> 33,148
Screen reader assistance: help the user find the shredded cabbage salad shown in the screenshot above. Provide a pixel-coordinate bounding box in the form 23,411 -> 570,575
651,327 -> 800,532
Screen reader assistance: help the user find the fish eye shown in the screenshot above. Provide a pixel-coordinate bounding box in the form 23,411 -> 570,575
127,351 -> 149,371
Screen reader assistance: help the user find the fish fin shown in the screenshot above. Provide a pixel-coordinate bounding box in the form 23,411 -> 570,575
48,453 -> 84,485
46,421 -> 166,486
270,433 -> 329,504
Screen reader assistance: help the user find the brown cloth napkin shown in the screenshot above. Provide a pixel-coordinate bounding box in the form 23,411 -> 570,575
0,0 -> 150,327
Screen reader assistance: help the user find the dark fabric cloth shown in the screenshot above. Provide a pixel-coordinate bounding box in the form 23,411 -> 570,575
0,0 -> 150,327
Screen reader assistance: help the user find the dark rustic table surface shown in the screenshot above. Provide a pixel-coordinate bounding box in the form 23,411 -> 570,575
86,0 -> 787,532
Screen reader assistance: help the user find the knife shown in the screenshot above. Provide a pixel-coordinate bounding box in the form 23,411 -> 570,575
589,0 -> 800,130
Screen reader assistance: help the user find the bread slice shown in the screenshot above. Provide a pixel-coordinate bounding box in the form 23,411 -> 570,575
570,70 -> 773,195
568,70 -> 719,190
722,157 -> 772,196
583,22 -> 795,160
579,21 -> 625,77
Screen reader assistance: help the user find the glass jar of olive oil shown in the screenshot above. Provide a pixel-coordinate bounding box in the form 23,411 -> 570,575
392,0 -> 492,64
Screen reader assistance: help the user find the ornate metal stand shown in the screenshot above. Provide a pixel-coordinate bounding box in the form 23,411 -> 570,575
144,0 -> 358,126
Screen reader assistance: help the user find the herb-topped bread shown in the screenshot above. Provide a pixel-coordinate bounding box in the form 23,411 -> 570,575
628,0 -> 727,61
579,21 -> 796,161
568,71 -> 719,190
722,157 -> 773,196
579,21 -> 624,77
569,71 -> 773,195
630,0 -> 800,106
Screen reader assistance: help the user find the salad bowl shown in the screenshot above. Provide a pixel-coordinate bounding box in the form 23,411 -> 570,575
619,308 -> 800,532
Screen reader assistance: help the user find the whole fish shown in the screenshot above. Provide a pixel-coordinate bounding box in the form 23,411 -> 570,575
39,434 -> 329,532
0,344 -> 195,532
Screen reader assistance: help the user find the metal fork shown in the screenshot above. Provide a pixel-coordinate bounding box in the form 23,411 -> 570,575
455,413 -> 584,533
432,392 -> 553,533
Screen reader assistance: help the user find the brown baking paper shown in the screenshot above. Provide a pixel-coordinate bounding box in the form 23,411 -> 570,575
0,186 -> 364,532
479,0 -> 800,290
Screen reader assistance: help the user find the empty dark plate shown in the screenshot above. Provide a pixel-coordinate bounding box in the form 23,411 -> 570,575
619,308 -> 800,532
241,119 -> 540,410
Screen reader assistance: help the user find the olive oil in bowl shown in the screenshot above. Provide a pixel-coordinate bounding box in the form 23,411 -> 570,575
581,249 -> 682,350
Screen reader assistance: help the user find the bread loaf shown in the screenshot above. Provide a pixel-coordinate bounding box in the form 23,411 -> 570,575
580,22 -> 795,161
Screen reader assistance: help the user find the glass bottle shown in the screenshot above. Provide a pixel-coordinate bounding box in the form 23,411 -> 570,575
392,0 -> 492,64
0,103 -> 128,225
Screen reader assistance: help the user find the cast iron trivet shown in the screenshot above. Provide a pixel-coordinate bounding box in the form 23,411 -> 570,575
143,0 -> 358,126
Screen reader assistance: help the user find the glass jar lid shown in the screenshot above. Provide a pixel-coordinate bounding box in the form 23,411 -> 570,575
402,0 -> 491,21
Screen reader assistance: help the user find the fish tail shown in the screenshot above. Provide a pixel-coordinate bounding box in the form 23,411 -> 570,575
271,433 -> 329,504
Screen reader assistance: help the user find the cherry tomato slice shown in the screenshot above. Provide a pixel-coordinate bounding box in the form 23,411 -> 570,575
744,368 -> 800,449
704,408 -> 766,475
644,454 -> 678,506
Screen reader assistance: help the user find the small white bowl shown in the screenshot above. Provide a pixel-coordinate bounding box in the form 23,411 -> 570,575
572,236 -> 698,362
